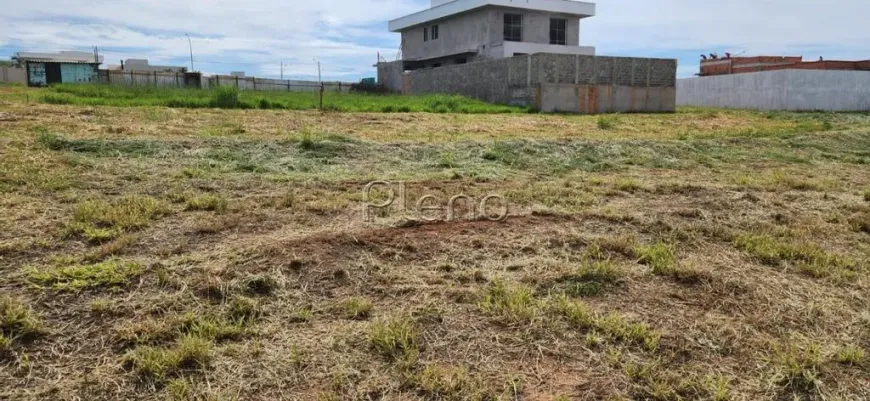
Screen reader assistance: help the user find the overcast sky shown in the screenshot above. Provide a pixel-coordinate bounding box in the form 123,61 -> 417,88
1,0 -> 867,80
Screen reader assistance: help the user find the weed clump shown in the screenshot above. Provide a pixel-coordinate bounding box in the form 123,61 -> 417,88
835,345 -> 866,366
769,343 -> 823,396
69,195 -> 170,243
849,212 -> 870,234
557,260 -> 622,297
124,335 -> 213,379
26,259 -> 143,292
425,95 -> 463,113
227,296 -> 262,323
733,233 -> 857,278
36,131 -> 67,150
242,274 -> 280,296
336,297 -> 374,320
549,295 -> 660,351
597,114 -> 620,130
209,86 -> 240,109
0,297 -> 44,342
406,364 -> 495,400
178,312 -> 248,342
635,242 -> 677,275
478,281 -> 539,325
184,193 -> 228,212
369,316 -> 418,360
614,177 -> 643,192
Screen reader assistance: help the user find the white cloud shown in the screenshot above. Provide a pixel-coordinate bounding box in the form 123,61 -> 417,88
2,0 -> 868,79
585,0 -> 870,75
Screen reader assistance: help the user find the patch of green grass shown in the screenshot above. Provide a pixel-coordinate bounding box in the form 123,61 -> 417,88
835,345 -> 866,366
124,335 -> 214,379
0,333 -> 10,355
733,233 -> 858,278
863,189 -> 870,202
43,84 -> 525,113
89,298 -> 115,316
478,281 -> 539,325
26,259 -> 143,291
177,312 -> 249,342
227,296 -> 262,323
406,364 -> 495,401
595,313 -> 660,351
368,316 -> 418,360
769,342 -> 823,396
0,297 -> 44,341
614,177 -> 643,192
69,195 -> 170,242
623,362 -> 728,401
335,297 -> 374,320
481,141 -> 528,168
210,86 -> 241,109
597,114 -> 620,130
635,242 -> 678,275
436,151 -> 459,169
549,295 -> 660,351
184,193 -> 228,212
557,260 -> 622,297
550,295 -> 595,329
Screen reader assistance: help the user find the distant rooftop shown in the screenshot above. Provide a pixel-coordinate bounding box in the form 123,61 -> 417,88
389,0 -> 595,32
14,51 -> 103,64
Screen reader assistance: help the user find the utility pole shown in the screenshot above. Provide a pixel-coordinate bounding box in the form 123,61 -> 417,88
313,58 -> 321,83
185,34 -> 194,72
280,62 -> 283,80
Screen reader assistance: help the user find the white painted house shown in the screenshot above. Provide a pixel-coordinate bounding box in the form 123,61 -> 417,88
389,0 -> 596,69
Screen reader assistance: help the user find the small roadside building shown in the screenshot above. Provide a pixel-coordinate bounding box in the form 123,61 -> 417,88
12,51 -> 103,87
108,59 -> 187,73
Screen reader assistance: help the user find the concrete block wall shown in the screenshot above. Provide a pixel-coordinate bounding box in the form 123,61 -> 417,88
379,53 -> 678,113
0,66 -> 27,84
677,69 -> 870,111
378,61 -> 405,92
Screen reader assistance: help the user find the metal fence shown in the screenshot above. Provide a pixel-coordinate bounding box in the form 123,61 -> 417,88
97,70 -> 352,93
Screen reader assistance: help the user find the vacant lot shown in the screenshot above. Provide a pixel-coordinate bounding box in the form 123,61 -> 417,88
1,84 -> 869,401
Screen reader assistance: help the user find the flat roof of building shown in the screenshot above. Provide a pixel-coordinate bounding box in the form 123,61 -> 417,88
389,0 -> 595,32
14,51 -> 103,64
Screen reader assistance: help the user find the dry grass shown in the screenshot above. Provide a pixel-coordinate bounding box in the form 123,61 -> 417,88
1,85 -> 869,400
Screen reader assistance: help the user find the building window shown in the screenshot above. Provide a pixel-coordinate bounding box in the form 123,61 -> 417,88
424,27 -> 429,42
431,25 -> 439,40
550,19 -> 566,45
504,13 -> 523,42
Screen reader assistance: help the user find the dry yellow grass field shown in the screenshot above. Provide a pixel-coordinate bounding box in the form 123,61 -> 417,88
1,84 -> 869,400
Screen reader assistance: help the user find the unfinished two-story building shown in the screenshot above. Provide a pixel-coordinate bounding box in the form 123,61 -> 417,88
389,0 -> 596,69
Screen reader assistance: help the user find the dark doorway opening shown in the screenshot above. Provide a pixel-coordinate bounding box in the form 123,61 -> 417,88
45,63 -> 62,85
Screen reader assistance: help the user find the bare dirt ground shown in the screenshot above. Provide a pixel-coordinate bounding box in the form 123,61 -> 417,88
1,85 -> 869,400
